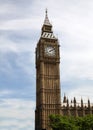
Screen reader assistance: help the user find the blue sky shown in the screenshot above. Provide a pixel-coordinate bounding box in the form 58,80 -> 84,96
1,0 -> 93,129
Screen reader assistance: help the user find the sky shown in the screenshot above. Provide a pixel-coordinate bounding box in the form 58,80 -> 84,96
0,0 -> 93,129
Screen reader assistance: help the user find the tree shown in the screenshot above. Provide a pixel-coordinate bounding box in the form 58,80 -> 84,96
49,114 -> 78,130
49,114 -> 93,130
75,115 -> 93,130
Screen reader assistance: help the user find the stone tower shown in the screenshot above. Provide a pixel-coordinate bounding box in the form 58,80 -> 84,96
35,10 -> 61,130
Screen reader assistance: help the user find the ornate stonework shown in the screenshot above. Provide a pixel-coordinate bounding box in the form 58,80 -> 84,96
35,10 -> 93,130
62,95 -> 93,116
35,10 -> 61,130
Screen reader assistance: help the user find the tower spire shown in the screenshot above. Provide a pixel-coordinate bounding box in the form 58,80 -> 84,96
46,8 -> 47,16
44,9 -> 51,26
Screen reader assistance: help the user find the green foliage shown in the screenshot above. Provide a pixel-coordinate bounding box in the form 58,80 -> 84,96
75,115 -> 93,130
49,114 -> 93,130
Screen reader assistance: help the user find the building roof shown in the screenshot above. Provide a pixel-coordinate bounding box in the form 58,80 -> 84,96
44,9 -> 52,26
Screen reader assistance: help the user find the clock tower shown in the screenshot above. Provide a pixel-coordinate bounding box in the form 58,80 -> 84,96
35,10 -> 61,130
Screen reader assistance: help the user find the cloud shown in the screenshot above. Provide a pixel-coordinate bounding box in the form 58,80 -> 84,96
0,0 -> 34,21
0,19 -> 41,30
0,90 -> 12,97
64,84 -> 93,103
0,50 -> 36,99
0,0 -> 93,129
0,0 -> 93,100
0,0 -> 93,97
61,48 -> 93,81
0,99 -> 35,130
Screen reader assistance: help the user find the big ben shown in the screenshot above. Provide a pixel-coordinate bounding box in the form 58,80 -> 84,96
35,10 -> 61,130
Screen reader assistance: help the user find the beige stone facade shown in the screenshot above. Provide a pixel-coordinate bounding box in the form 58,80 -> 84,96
35,10 -> 61,130
35,11 -> 93,130
62,95 -> 93,116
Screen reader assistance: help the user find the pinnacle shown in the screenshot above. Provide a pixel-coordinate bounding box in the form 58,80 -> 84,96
44,9 -> 51,26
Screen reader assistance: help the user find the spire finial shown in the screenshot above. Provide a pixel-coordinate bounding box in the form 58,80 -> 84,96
46,8 -> 48,16
44,9 -> 51,26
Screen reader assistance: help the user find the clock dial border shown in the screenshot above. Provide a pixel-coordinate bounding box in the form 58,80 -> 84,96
44,45 -> 56,57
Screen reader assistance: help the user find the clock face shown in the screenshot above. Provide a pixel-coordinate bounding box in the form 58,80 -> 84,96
45,46 -> 56,56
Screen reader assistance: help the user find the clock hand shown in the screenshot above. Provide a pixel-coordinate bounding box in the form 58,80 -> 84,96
49,49 -> 54,52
